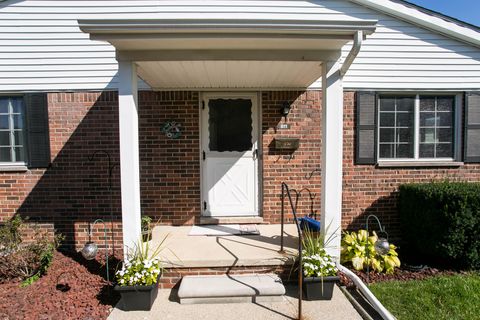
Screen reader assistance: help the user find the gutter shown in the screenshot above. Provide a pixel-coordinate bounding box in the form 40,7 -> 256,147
337,263 -> 397,320
340,30 -> 363,76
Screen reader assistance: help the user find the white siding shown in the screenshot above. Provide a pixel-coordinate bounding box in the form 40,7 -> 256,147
0,0 -> 479,92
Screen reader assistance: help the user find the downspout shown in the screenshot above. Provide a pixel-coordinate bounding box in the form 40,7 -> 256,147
340,30 -> 363,76
337,263 -> 397,320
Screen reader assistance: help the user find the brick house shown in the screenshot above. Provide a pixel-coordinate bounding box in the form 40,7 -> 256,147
0,0 -> 479,263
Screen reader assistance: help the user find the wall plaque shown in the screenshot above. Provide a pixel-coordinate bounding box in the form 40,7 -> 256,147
274,138 -> 300,150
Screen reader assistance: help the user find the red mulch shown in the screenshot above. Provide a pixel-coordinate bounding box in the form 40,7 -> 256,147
339,265 -> 460,288
0,251 -> 121,320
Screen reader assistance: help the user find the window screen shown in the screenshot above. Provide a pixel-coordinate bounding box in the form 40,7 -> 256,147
208,98 -> 253,152
419,96 -> 454,158
378,96 -> 415,159
0,97 -> 25,162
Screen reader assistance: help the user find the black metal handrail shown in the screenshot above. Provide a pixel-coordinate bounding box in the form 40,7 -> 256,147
279,182 -> 304,320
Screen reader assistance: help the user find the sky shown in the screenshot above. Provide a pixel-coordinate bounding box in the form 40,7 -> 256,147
406,0 -> 480,27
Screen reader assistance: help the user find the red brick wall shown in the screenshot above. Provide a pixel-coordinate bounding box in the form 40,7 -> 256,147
0,92 -> 123,251
0,91 -> 201,250
2,90 -> 480,250
342,91 -> 480,239
261,91 -> 322,223
138,91 -> 200,226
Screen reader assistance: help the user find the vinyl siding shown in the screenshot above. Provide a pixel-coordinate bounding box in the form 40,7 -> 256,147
0,0 -> 479,92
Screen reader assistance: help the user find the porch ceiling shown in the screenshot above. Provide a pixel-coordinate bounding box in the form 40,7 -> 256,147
79,18 -> 377,89
136,60 -> 323,90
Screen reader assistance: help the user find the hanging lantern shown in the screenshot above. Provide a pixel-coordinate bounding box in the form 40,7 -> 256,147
81,241 -> 98,260
374,237 -> 390,256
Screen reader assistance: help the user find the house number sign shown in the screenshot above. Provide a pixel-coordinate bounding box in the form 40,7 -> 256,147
161,121 -> 182,139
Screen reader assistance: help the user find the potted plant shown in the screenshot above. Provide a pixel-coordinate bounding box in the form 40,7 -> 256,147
114,236 -> 167,311
301,227 -> 339,300
141,215 -> 152,242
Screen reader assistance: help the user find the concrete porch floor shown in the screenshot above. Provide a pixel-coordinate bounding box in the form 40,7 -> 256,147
151,224 -> 299,268
108,285 -> 363,320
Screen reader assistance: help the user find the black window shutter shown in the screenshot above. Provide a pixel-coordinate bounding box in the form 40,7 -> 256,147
355,91 -> 377,164
25,93 -> 51,168
464,92 -> 480,163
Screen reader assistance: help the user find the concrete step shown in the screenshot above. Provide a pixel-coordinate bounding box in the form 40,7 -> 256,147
177,274 -> 286,304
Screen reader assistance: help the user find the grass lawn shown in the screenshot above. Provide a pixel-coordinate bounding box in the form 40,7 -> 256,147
369,273 -> 480,320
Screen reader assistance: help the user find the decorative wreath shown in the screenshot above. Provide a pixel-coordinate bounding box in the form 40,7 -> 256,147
161,121 -> 182,139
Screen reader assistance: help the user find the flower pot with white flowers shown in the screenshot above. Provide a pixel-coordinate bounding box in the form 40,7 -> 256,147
301,228 -> 339,301
114,236 -> 169,311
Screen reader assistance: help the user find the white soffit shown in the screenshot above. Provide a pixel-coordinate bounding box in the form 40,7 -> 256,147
136,60 -> 323,90
79,18 -> 377,89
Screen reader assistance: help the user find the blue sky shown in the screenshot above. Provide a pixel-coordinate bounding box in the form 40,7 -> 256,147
406,0 -> 480,26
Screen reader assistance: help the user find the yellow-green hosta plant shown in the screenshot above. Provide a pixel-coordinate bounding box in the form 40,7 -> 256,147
341,230 -> 401,274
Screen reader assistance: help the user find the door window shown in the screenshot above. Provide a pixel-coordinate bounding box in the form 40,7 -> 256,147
208,99 -> 253,152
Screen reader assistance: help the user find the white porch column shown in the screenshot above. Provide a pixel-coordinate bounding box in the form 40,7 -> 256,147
321,60 -> 344,259
118,60 -> 142,256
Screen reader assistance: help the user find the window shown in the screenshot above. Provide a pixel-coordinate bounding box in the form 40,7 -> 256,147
208,98 -> 253,152
0,97 -> 26,163
378,94 -> 458,161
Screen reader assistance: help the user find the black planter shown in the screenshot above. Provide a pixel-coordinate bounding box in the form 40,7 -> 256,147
303,276 -> 339,300
114,278 -> 159,311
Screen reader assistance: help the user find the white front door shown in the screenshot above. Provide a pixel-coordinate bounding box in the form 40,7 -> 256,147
201,93 -> 259,217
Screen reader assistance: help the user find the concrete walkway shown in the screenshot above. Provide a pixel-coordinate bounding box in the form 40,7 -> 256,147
108,285 -> 362,320
151,224 -> 299,268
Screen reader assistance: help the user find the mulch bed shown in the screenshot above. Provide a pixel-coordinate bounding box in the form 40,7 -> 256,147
0,251 -> 121,320
339,264 -> 460,288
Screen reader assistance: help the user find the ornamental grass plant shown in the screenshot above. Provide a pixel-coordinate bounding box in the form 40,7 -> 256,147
116,234 -> 171,286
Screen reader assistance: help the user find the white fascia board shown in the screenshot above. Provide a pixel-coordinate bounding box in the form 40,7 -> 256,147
78,19 -> 377,36
350,0 -> 480,48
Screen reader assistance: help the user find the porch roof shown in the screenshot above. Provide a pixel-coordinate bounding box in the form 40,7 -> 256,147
79,18 -> 377,89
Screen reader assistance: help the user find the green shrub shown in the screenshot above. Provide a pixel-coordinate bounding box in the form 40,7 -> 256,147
0,216 -> 63,284
341,230 -> 400,274
0,215 -> 23,253
399,181 -> 480,270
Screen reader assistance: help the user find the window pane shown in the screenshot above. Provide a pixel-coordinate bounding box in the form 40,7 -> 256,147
0,115 -> 8,129
0,99 -> 8,114
379,128 -> 395,143
379,144 -> 395,158
379,113 -> 395,127
420,112 -> 436,127
420,97 -> 435,111
208,98 -> 253,152
397,128 -> 413,143
397,97 -> 414,112
396,144 -> 413,158
397,112 -> 413,127
437,128 -> 453,143
11,98 -> 23,114
14,147 -> 24,162
380,98 -> 395,111
436,143 -> 453,158
420,128 -> 435,143
13,115 -> 23,129
0,147 -> 11,162
438,112 -> 453,127
0,131 -> 9,146
437,97 -> 454,112
419,144 -> 434,158
13,130 -> 24,146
